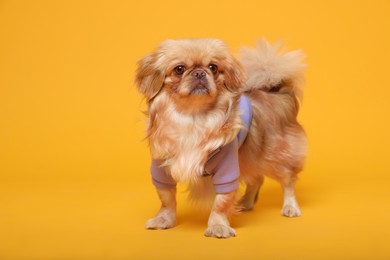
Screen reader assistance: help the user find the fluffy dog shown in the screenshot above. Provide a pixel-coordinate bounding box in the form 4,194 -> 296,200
135,38 -> 306,238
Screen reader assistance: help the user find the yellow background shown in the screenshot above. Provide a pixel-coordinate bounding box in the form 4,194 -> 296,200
1,0 -> 390,259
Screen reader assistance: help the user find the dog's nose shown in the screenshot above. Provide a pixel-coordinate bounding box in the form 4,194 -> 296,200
191,69 -> 206,79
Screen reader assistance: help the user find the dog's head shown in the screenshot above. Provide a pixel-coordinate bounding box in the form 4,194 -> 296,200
135,39 -> 244,114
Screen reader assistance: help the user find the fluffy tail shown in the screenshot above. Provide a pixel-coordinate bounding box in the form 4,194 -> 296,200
238,38 -> 306,101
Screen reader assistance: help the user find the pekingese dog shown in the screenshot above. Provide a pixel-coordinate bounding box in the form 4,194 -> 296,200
135,38 -> 307,238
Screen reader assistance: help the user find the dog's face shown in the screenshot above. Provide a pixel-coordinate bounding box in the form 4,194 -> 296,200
135,39 -> 244,114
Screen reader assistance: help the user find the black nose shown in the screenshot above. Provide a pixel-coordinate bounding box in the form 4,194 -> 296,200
191,69 -> 206,79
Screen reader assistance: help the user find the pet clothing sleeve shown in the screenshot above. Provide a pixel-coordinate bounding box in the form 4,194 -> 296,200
150,159 -> 177,190
204,138 -> 240,193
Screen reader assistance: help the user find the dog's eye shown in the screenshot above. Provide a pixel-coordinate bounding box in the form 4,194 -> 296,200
269,82 -> 283,92
174,65 -> 186,75
208,64 -> 218,74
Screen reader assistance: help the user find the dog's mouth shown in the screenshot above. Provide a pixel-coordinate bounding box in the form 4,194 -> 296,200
190,81 -> 210,95
191,87 -> 209,95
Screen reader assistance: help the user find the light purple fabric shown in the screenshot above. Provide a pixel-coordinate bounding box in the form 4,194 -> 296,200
150,95 -> 253,194
237,94 -> 253,147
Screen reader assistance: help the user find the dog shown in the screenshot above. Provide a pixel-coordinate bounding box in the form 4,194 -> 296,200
135,38 -> 307,238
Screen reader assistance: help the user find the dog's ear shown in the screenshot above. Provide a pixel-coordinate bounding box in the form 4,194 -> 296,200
223,57 -> 245,93
135,52 -> 165,101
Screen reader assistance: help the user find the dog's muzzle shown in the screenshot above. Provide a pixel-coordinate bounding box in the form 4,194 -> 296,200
190,69 -> 209,95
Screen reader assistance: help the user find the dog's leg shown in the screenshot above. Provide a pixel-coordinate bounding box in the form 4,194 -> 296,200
204,191 -> 236,238
281,180 -> 301,217
239,175 -> 264,211
145,188 -> 177,229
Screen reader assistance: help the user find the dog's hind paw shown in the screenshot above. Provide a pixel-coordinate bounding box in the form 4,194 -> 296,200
204,225 -> 236,239
281,204 -> 302,217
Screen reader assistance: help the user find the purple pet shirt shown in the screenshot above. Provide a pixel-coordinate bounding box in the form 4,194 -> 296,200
150,95 -> 253,194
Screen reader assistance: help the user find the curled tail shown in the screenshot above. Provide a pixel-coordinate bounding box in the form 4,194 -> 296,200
238,38 -> 306,101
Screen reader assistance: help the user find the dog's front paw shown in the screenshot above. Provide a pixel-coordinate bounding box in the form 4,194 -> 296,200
145,215 -> 175,230
281,204 -> 302,217
204,225 -> 236,238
